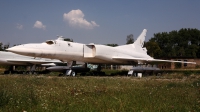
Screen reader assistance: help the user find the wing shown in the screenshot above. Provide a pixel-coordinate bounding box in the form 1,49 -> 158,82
149,59 -> 196,64
112,57 -> 196,64
7,59 -> 62,65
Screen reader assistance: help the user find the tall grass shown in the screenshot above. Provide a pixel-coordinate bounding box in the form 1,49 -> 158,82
0,75 -> 199,111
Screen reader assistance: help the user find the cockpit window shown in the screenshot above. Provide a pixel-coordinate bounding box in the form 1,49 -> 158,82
46,40 -> 55,45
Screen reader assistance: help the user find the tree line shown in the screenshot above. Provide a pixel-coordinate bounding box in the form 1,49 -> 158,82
144,28 -> 200,59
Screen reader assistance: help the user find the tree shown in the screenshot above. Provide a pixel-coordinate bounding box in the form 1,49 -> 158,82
0,42 -> 9,51
126,34 -> 134,44
144,41 -> 162,58
147,28 -> 200,58
3,43 -> 9,50
0,42 -> 3,51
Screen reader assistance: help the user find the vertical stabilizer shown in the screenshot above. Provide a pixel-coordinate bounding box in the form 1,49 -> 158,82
134,29 -> 147,47
116,29 -> 147,53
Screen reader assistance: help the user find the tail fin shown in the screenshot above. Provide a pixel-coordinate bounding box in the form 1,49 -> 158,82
116,29 -> 147,52
133,29 -> 147,47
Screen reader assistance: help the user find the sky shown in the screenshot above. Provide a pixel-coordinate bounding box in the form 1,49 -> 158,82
0,0 -> 200,46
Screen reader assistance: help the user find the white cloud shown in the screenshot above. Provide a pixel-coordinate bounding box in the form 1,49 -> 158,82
33,21 -> 46,30
16,23 -> 23,30
63,9 -> 99,29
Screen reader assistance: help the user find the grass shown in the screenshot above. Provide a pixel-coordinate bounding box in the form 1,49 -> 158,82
0,74 -> 200,112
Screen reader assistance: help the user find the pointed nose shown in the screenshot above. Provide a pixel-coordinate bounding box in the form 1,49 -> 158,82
6,46 -> 24,54
6,45 -> 42,57
7,46 -> 28,56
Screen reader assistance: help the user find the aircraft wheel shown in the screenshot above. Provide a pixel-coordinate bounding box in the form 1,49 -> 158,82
71,71 -> 76,77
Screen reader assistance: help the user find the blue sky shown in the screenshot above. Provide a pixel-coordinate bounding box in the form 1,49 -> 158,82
0,0 -> 200,46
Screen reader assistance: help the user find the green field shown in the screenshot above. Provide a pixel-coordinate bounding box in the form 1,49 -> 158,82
0,74 -> 200,112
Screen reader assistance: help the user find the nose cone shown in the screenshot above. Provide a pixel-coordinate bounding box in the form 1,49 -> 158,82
6,45 -> 41,57
7,46 -> 25,54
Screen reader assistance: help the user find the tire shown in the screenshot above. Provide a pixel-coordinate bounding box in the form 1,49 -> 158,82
71,71 -> 76,77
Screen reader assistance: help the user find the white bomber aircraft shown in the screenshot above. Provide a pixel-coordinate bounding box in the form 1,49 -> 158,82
7,29 -> 196,76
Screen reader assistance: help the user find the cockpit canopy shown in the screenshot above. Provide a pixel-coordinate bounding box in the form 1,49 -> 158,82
45,36 -> 73,45
46,40 -> 55,45
45,36 -> 64,45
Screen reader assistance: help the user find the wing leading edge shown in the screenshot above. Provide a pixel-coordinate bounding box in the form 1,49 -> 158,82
112,57 -> 196,64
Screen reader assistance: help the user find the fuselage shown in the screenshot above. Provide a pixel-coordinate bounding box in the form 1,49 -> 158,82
7,38 -> 153,64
